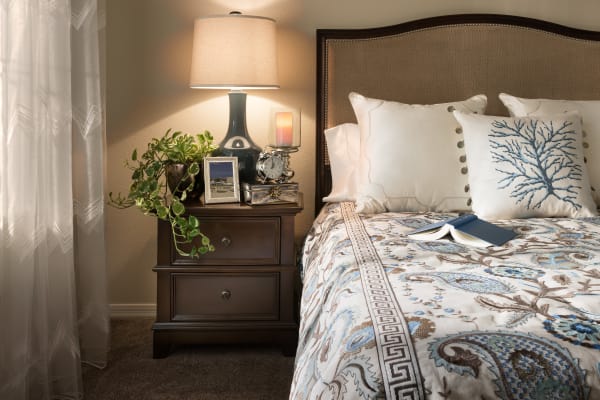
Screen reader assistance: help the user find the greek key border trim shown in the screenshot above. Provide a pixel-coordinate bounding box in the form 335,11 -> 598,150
341,202 -> 425,399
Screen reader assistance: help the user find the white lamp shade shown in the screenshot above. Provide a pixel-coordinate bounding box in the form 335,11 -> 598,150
190,13 -> 279,89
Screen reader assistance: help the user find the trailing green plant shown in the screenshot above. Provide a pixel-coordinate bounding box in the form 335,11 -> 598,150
109,128 -> 218,258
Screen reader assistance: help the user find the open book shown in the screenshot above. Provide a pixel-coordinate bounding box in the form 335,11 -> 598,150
407,214 -> 516,247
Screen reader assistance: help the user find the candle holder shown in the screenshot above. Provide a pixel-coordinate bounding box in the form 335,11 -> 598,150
245,109 -> 301,205
270,109 -> 301,148
266,108 -> 301,183
266,145 -> 298,183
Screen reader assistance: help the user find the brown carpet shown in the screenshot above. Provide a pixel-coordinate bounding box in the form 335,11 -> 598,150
83,318 -> 295,400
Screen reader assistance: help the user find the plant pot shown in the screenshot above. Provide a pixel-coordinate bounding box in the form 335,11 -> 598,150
166,163 -> 204,200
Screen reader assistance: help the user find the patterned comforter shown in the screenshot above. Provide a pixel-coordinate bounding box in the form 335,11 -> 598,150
290,202 -> 600,400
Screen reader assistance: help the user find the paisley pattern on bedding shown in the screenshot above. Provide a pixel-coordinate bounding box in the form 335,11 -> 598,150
429,331 -> 589,399
290,202 -> 600,400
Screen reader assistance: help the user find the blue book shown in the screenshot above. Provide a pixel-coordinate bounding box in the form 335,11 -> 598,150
407,214 -> 516,247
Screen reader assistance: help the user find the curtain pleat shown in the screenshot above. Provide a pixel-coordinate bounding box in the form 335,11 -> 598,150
0,0 -> 109,398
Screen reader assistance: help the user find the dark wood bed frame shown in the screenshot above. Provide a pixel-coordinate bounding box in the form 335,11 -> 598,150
315,14 -> 600,215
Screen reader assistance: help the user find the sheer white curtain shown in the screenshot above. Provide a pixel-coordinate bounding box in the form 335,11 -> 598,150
0,0 -> 109,399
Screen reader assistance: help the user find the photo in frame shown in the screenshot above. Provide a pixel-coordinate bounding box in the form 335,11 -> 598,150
203,157 -> 240,204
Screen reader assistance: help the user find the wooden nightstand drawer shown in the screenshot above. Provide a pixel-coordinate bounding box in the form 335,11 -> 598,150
172,217 -> 280,265
153,199 -> 303,358
171,272 -> 279,321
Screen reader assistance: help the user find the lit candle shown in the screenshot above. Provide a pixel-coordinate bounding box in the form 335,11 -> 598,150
275,112 -> 293,147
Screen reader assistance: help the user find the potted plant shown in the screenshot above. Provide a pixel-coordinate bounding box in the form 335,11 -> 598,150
109,128 -> 217,258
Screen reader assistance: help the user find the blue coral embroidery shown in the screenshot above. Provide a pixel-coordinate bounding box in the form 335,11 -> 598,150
582,216 -> 600,226
415,241 -> 468,254
534,252 -> 579,270
485,265 -> 545,280
489,118 -> 584,210
428,331 -> 590,399
401,272 -> 513,294
345,326 -> 375,352
558,232 -> 584,240
543,314 -> 600,350
399,217 -> 437,229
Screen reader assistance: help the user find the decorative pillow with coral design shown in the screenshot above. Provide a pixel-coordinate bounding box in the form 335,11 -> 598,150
499,93 -> 600,207
453,110 -> 597,220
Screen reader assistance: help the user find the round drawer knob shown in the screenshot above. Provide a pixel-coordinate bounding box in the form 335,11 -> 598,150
221,289 -> 231,300
221,236 -> 232,247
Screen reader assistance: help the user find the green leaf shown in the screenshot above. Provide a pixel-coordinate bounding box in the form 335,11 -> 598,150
139,181 -> 149,193
172,200 -> 185,216
110,127 -> 219,258
144,165 -> 155,177
188,162 -> 200,176
188,215 -> 199,228
175,216 -> 186,227
156,205 -> 169,219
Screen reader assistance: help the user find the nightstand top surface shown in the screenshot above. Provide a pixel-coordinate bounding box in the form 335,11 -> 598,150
183,193 -> 303,216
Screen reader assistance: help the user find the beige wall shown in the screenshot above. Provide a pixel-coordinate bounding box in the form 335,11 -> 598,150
106,0 -> 600,307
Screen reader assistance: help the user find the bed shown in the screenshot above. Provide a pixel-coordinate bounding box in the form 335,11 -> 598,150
290,14 -> 600,399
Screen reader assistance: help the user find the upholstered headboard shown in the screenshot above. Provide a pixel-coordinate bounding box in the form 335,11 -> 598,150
315,14 -> 600,214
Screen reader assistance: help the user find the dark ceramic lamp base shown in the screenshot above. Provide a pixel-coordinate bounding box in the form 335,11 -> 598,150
217,91 -> 262,184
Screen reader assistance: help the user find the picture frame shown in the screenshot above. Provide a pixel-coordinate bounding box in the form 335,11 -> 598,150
203,156 -> 240,204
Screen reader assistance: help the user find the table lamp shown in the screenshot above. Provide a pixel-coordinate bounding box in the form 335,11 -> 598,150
189,11 -> 279,184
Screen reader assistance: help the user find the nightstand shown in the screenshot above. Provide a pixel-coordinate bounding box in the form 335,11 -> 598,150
152,196 -> 303,358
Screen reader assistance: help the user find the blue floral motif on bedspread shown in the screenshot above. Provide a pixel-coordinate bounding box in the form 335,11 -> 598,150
400,272 -> 514,294
543,314 -> 600,350
289,203 -> 600,400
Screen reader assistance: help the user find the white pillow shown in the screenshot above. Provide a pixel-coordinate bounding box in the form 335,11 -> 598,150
499,93 -> 600,206
454,110 -> 597,220
323,123 -> 360,202
348,92 -> 487,214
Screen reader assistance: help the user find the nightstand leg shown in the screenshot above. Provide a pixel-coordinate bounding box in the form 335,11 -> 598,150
282,343 -> 297,357
281,332 -> 298,357
153,332 -> 172,359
